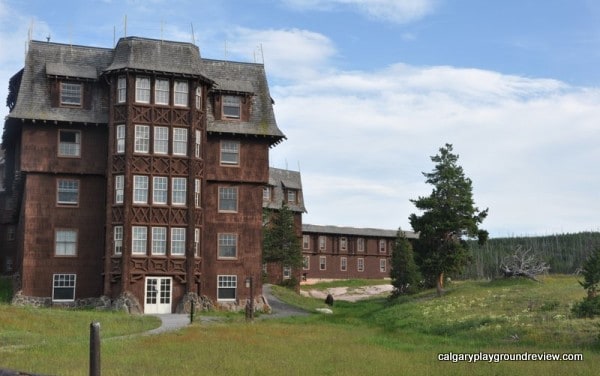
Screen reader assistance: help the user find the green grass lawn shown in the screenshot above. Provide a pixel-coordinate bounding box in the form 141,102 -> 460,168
1,275 -> 599,375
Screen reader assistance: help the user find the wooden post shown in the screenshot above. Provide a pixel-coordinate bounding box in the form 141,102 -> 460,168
90,322 -> 101,376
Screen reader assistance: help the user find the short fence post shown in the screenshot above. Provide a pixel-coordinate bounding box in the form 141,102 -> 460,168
190,300 -> 195,324
89,321 -> 101,376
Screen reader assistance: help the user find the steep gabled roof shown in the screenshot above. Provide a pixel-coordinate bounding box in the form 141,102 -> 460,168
264,167 -> 306,213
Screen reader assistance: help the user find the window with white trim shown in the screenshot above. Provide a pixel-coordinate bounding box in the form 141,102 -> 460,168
302,235 -> 310,249
287,190 -> 297,204
114,226 -> 123,255
57,179 -> 79,205
115,175 -> 124,204
135,77 -> 150,103
174,81 -> 188,106
283,266 -> 291,280
319,256 -> 326,270
194,228 -> 200,257
152,227 -> 167,255
302,255 -> 310,270
339,237 -> 347,252
171,228 -> 185,256
134,125 -> 150,153
218,233 -> 237,259
173,128 -> 187,156
133,175 -> 149,204
380,259 -> 386,273
60,82 -> 82,106
58,130 -> 81,157
195,87 -> 202,110
117,76 -> 126,103
172,177 -> 186,205
155,78 -> 169,105
153,176 -> 168,205
217,275 -> 237,301
195,130 -> 201,158
357,258 -> 364,272
55,229 -> 77,256
222,95 -> 241,118
341,257 -> 347,271
379,239 -> 387,253
53,274 -> 76,302
263,187 -> 271,201
319,236 -> 326,251
220,141 -> 239,165
218,186 -> 238,212
132,226 -> 147,255
154,126 -> 168,154
194,179 -> 201,208
357,238 -> 365,253
116,124 -> 125,154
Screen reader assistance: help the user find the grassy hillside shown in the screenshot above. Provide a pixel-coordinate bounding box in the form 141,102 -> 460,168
0,276 -> 598,375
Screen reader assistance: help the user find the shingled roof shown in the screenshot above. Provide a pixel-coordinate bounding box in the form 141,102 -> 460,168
302,224 -> 418,239
264,167 -> 306,213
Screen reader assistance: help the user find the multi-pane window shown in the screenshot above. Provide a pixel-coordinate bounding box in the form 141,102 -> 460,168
195,87 -> 202,110
217,275 -> 237,301
222,95 -> 241,118
283,266 -> 291,280
57,179 -> 79,205
194,228 -> 200,257
155,79 -> 169,105
339,237 -> 347,252
302,235 -> 310,250
218,187 -> 238,212
357,238 -> 365,252
220,141 -> 239,165
319,256 -> 326,270
135,77 -> 150,103
173,128 -> 187,156
58,130 -> 81,157
174,81 -> 188,106
341,257 -> 347,271
357,258 -> 365,272
134,125 -> 150,153
379,240 -> 387,253
53,274 -> 76,302
195,130 -> 201,158
154,126 -> 168,154
151,227 -> 167,255
132,226 -> 147,255
153,176 -> 168,205
55,230 -> 77,256
117,76 -> 126,103
172,177 -> 186,205
263,187 -> 271,201
218,233 -> 237,259
60,82 -> 82,106
287,190 -> 297,204
114,175 -> 124,204
171,228 -> 186,256
319,236 -> 327,251
302,255 -> 310,270
116,124 -> 125,153
114,226 -> 123,255
380,259 -> 387,272
133,175 -> 149,204
194,179 -> 201,208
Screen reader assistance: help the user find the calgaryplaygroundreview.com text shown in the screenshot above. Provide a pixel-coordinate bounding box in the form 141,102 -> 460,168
438,352 -> 584,363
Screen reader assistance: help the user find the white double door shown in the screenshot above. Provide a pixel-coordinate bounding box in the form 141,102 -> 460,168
144,277 -> 172,314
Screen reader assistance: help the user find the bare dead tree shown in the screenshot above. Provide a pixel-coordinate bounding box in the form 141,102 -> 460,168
500,246 -> 550,282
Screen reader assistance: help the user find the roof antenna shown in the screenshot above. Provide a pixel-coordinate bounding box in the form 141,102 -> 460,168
190,22 -> 196,45
260,43 -> 265,64
46,34 -> 51,42
297,160 -> 301,172
124,15 -> 127,37
224,40 -> 228,60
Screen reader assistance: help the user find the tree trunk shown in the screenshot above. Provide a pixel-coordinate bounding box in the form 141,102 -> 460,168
436,272 -> 444,297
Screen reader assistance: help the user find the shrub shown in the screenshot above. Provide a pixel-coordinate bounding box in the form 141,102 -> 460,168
572,296 -> 600,318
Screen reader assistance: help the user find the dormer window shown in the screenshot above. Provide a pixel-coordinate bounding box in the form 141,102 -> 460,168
60,82 -> 82,106
287,189 -> 297,204
222,95 -> 241,119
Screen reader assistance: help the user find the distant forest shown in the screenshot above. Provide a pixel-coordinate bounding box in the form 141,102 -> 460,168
460,232 -> 600,280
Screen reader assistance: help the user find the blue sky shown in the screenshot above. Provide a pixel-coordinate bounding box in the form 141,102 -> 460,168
1,0 -> 600,237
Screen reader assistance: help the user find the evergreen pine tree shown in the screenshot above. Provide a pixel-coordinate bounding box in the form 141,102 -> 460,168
390,229 -> 421,296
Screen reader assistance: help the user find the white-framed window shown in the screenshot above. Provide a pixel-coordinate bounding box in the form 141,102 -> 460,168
135,76 -> 150,103
55,229 -> 77,256
217,275 -> 237,301
218,233 -> 237,259
58,130 -> 81,157
116,124 -> 125,154
218,186 -> 238,212
195,87 -> 202,110
151,227 -> 167,255
133,175 -> 149,204
171,228 -> 186,256
283,266 -> 292,280
357,238 -> 365,253
172,177 -> 187,205
339,237 -> 347,252
194,179 -> 201,208
173,128 -> 187,156
155,78 -> 169,105
357,258 -> 365,272
153,176 -> 168,205
53,274 -> 76,302
195,130 -> 201,158
154,126 -> 169,154
114,226 -> 123,255
302,235 -> 310,250
379,239 -> 387,253
194,228 -> 200,257
341,257 -> 347,271
302,255 -> 310,270
319,256 -> 326,270
220,140 -> 239,165
60,82 -> 82,106
132,226 -> 147,255
134,125 -> 150,153
174,81 -> 188,107
57,179 -> 79,205
380,259 -> 386,273
263,187 -> 271,201
319,236 -> 326,251
114,175 -> 124,204
222,95 -> 241,119
117,76 -> 126,103
287,190 -> 297,204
